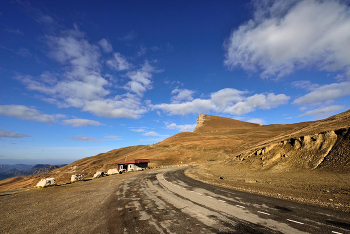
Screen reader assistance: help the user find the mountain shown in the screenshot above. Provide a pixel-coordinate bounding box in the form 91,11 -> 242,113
1,110 -> 350,192
0,164 -> 67,181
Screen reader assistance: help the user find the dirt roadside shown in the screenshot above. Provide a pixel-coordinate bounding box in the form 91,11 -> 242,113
0,172 -> 137,234
185,165 -> 350,213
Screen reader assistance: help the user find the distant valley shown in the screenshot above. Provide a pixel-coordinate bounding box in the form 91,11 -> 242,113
0,164 -> 67,180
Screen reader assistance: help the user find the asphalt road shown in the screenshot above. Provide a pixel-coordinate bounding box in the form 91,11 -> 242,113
112,166 -> 350,234
1,166 -> 350,234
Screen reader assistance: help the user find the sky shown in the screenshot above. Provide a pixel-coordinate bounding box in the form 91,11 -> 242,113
1,0 -> 350,164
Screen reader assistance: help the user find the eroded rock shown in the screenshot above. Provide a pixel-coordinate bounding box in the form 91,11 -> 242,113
93,171 -> 105,178
107,168 -> 119,175
36,178 -> 56,187
71,174 -> 84,182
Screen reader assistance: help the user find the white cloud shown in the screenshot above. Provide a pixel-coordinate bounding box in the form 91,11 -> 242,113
166,123 -> 197,132
291,80 -> 319,90
0,129 -> 31,139
211,88 -> 246,111
142,131 -> 169,137
5,27 -> 24,35
67,135 -> 120,142
225,0 -> 350,78
98,38 -> 113,53
17,28 -> 154,119
137,45 -> 147,57
293,81 -> 350,105
82,93 -> 147,119
61,119 -> 104,127
171,88 -> 195,103
247,118 -> 265,125
151,88 -> 289,116
129,127 -> 146,132
0,105 -> 63,123
119,31 -> 137,41
124,61 -> 155,97
106,52 -> 131,71
300,105 -> 345,117
151,99 -> 214,115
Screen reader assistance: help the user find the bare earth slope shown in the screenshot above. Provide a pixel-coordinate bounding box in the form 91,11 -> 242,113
1,110 -> 350,211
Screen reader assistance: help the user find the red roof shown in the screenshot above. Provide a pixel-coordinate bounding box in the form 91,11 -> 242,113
117,159 -> 150,165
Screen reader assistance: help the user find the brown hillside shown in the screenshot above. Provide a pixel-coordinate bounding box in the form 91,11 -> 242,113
1,110 -> 350,204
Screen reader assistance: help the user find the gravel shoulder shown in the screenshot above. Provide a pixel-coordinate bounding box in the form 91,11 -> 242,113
0,172 -> 136,234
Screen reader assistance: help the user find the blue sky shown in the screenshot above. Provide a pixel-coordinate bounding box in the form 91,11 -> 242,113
1,0 -> 350,164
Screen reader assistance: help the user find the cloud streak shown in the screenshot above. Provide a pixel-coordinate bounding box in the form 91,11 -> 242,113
61,119 -> 104,127
67,135 -> 121,142
293,81 -> 350,105
300,105 -> 345,117
0,105 -> 64,123
166,123 -> 197,132
0,129 -> 31,139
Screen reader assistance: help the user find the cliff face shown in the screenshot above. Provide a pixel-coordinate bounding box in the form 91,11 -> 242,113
232,127 -> 350,172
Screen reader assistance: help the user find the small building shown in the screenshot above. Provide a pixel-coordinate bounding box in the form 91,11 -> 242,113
117,159 -> 150,172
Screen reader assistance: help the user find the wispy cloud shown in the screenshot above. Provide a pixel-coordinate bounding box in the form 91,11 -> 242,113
67,135 -> 121,142
0,105 -> 64,123
171,88 -> 195,103
107,52 -> 131,71
247,118 -> 265,125
0,46 -> 32,58
299,105 -> 345,117
225,0 -> 350,78
118,31 -> 137,41
98,38 -> 113,53
61,119 -> 104,127
129,127 -> 146,132
166,123 -> 197,132
142,131 -> 169,137
0,129 -> 31,139
293,81 -> 350,105
4,27 -> 24,35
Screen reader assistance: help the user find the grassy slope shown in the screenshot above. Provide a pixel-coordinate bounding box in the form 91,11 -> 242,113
1,111 -> 350,211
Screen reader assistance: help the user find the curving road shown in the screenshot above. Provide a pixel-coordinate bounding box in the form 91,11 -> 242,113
110,166 -> 350,234
1,166 -> 349,233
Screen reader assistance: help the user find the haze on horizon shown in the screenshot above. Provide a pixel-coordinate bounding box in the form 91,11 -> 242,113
1,0 -> 350,165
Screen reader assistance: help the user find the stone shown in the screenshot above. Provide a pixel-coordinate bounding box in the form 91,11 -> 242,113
71,174 -> 84,182
36,178 -> 56,187
107,168 -> 119,175
93,171 -> 105,178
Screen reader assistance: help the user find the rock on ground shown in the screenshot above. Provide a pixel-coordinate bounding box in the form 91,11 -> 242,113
36,178 -> 56,187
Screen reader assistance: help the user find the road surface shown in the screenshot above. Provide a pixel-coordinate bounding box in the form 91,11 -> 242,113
1,166 -> 349,233
111,166 -> 350,234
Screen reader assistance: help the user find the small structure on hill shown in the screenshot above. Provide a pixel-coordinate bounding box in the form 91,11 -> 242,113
36,178 -> 56,187
117,159 -> 150,172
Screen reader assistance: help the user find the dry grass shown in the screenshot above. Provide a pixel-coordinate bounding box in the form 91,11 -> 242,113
1,109 -> 350,214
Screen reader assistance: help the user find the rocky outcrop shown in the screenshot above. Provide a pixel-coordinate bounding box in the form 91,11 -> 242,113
93,172 -> 106,178
236,129 -> 347,171
194,114 -> 208,132
107,169 -> 119,175
71,174 -> 84,182
36,178 -> 56,187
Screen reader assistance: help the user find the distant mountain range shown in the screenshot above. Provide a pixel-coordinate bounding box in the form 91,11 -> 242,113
0,164 -> 67,180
